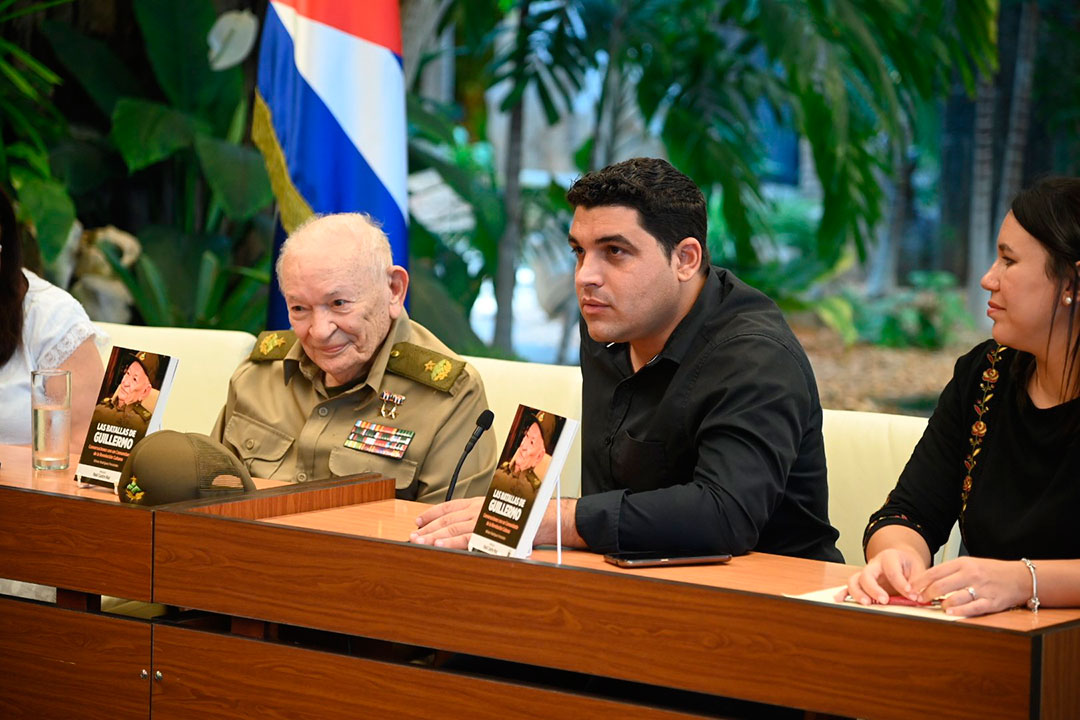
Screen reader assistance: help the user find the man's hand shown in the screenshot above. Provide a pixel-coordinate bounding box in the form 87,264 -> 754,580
411,497 -> 588,551
410,497 -> 484,549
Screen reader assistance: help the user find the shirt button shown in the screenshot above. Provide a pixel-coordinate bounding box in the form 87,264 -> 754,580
318,407 -> 329,417
604,436 -> 612,446
297,472 -> 308,482
244,439 -> 255,450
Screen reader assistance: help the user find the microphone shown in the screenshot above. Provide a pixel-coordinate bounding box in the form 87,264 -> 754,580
445,410 -> 494,501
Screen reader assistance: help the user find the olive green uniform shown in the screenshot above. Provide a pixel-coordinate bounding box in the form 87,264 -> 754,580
490,461 -> 541,502
93,397 -> 152,436
212,312 -> 497,502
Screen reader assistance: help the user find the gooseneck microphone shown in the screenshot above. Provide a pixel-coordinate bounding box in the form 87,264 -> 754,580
445,410 -> 494,501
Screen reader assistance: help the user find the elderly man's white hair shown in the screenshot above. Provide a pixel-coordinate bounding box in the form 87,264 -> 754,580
275,213 -> 394,281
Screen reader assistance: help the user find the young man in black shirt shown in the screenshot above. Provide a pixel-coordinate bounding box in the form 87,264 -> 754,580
412,157 -> 841,562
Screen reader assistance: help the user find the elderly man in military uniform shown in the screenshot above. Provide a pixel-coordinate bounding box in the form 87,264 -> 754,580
213,213 -> 498,502
95,351 -> 161,434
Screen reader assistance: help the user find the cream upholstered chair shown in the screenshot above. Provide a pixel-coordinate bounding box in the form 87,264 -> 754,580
461,355 -> 584,497
822,409 -> 961,565
94,322 -> 257,436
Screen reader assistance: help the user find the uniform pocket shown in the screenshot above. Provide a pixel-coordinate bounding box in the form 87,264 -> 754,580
328,445 -> 419,495
223,412 -> 294,479
612,432 -> 669,493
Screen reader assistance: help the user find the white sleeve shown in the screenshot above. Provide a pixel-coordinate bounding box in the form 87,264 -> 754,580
21,272 -> 98,370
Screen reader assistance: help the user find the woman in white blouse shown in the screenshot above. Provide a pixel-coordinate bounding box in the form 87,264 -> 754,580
0,192 -> 103,448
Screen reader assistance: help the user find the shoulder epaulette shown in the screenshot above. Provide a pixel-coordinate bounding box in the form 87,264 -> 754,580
250,330 -> 297,361
386,342 -> 464,392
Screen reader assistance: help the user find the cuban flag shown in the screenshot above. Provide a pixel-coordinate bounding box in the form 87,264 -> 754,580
253,0 -> 408,327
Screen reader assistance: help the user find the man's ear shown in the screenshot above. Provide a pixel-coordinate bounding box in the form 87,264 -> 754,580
388,265 -> 409,319
672,237 -> 703,281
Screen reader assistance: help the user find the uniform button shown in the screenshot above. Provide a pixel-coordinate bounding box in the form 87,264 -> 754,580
318,407 -> 329,417
297,472 -> 308,482
244,439 -> 255,450
604,436 -> 613,446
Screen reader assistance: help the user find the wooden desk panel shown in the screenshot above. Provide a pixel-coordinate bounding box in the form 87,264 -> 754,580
154,505 -> 1052,720
0,596 -> 151,719
152,624 -> 703,719
266,501 -> 1079,632
0,446 -> 152,600
1040,626 -> 1080,720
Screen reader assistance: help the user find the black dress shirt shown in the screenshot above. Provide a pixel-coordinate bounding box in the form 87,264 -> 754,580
574,266 -> 842,561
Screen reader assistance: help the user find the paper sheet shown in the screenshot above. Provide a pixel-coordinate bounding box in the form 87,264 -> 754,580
787,585 -> 962,622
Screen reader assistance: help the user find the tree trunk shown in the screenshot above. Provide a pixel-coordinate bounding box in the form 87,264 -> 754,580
966,76 -> 996,326
994,1 -> 1039,227
588,0 -> 628,171
401,0 -> 454,90
493,102 -> 523,352
492,2 -> 530,353
867,122 -> 912,297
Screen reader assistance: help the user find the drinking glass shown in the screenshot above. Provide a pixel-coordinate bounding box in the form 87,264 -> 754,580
31,369 -> 71,470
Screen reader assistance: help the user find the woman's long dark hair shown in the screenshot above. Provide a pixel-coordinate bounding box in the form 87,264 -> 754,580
1010,176 -> 1080,403
0,190 -> 29,366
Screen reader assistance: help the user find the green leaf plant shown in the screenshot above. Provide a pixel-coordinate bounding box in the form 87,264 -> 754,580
41,0 -> 272,332
0,0 -> 77,265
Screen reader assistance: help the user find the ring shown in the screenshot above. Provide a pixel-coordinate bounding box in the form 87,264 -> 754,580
967,586 -> 977,601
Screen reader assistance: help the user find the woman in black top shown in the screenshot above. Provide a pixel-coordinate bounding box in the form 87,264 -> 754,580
844,177 -> 1080,617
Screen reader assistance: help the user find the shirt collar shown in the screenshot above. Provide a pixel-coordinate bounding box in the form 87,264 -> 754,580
604,265 -> 721,369
659,264 -> 720,364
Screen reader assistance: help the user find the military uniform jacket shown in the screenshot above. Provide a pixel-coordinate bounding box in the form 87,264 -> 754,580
212,313 -> 498,502
94,397 -> 152,435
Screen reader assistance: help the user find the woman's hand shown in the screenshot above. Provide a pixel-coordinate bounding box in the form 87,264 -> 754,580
838,546 -> 928,605
910,557 -> 1029,617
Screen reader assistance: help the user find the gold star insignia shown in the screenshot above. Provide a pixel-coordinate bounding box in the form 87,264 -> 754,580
260,332 -> 286,356
424,360 -> 436,372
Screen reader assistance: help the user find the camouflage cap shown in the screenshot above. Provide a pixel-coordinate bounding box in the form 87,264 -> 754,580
118,430 -> 254,505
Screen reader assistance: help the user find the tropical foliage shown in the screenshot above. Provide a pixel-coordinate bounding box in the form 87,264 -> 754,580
406,0 -> 998,350
7,0 -> 1007,352
41,0 -> 272,332
848,270 -> 973,349
0,0 -> 76,264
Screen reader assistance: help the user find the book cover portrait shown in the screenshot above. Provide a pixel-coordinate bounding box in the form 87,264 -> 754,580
76,347 -> 177,487
470,404 -> 577,557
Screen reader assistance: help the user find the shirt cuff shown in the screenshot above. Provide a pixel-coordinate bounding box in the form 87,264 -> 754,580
574,490 -> 626,554
862,513 -> 928,557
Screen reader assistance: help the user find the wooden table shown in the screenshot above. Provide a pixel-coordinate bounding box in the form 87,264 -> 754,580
0,444 -> 154,719
150,495 -> 1080,720
4,440 -> 1079,720
0,444 -> 342,720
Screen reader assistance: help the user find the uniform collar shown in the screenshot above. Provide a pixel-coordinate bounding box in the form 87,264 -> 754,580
282,310 -> 413,394
363,311 -> 412,392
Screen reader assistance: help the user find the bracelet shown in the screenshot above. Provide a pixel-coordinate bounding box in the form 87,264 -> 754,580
1020,558 -> 1039,614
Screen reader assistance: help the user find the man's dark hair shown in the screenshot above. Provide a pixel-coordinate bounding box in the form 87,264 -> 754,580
566,157 -> 710,269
